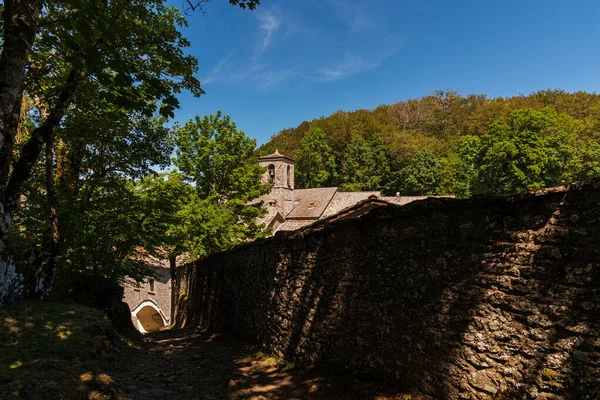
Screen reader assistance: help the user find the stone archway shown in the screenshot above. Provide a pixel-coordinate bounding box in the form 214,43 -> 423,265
131,300 -> 167,333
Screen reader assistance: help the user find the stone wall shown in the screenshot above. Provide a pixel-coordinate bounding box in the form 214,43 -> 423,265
174,180 -> 600,399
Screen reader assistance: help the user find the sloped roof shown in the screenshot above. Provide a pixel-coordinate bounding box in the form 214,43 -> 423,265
276,197 -> 398,235
322,191 -> 381,218
275,219 -> 315,232
285,187 -> 338,219
257,149 -> 294,162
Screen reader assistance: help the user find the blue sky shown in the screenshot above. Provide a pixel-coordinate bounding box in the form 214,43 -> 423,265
173,0 -> 600,146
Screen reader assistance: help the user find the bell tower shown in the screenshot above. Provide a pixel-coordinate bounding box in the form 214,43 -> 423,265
258,149 -> 295,215
258,149 -> 294,189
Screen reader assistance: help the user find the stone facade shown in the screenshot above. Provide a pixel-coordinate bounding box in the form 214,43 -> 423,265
175,180 -> 600,399
122,257 -> 173,333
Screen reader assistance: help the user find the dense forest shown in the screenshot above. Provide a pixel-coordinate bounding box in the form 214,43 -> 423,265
257,90 -> 600,197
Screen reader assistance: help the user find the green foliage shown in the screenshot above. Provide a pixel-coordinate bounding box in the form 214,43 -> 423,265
259,89 -> 598,196
542,368 -> 558,381
563,139 -> 600,181
295,127 -> 337,188
135,173 -> 194,258
174,111 -> 266,201
32,0 -> 203,119
383,149 -> 441,195
341,135 -> 389,191
453,135 -> 482,198
472,107 -> 576,194
171,112 -> 269,258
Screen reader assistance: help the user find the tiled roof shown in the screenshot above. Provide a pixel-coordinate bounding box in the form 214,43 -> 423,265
256,204 -> 284,228
285,187 -> 338,219
322,191 -> 380,218
275,219 -> 315,232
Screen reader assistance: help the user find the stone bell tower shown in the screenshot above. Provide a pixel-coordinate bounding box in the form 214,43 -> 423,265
257,149 -> 295,215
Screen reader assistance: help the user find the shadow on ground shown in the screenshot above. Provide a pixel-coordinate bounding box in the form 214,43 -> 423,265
0,301 -> 134,400
116,327 -> 426,400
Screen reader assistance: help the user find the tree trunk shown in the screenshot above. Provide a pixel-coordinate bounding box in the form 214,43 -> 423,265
41,133 -> 60,294
4,68 -> 82,217
0,86 -> 23,246
0,0 -> 43,149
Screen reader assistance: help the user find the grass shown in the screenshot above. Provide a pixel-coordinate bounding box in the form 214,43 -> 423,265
255,350 -> 296,371
0,300 -> 138,399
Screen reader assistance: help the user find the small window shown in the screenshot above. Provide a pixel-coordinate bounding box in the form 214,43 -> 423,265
309,201 -> 315,209
148,278 -> 155,293
287,165 -> 292,188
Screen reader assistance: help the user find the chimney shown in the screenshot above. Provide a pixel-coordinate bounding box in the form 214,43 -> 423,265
396,192 -> 400,197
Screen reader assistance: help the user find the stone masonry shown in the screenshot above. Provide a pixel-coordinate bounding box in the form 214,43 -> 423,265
175,180 -> 600,399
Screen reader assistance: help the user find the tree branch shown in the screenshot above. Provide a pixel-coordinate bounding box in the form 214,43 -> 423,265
5,68 -> 82,216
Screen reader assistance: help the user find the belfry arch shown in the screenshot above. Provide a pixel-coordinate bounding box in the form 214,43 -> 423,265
131,299 -> 168,333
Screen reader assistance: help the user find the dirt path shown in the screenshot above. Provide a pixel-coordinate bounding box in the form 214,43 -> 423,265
115,328 -> 424,400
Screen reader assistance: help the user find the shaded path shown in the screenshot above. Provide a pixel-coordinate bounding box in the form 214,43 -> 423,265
116,328 -> 425,400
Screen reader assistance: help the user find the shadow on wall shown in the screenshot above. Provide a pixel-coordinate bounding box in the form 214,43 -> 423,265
174,180 -> 600,399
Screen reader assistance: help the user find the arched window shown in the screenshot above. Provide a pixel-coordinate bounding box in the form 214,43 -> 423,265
287,165 -> 292,188
267,164 -> 275,184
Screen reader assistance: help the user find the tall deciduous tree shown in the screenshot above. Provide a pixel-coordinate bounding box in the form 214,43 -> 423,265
172,112 -> 268,258
383,149 -> 440,195
295,127 -> 337,188
341,135 -> 389,191
473,107 -> 576,194
0,0 -> 260,298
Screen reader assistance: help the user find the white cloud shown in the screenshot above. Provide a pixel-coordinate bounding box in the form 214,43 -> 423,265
257,11 -> 281,53
316,47 -> 399,82
202,52 -> 233,85
329,0 -> 375,33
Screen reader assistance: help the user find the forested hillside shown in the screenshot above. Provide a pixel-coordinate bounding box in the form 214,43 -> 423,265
257,90 -> 600,197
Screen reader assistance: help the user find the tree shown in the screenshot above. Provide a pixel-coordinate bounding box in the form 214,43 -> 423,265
172,112 -> 269,258
563,139 -> 600,182
341,135 -> 389,191
383,149 -> 440,195
174,111 -> 265,201
135,173 -> 194,258
453,135 -> 482,198
295,127 -> 337,188
474,107 -> 576,194
0,0 -> 260,298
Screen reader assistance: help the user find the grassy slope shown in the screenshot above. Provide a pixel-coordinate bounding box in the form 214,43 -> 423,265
0,301 -> 137,400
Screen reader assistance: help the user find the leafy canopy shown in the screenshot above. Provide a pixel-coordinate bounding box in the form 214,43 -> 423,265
171,111 -> 269,258
295,127 -> 337,189
472,107 -> 576,194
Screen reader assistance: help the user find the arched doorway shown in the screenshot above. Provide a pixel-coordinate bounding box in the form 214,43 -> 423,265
131,300 -> 167,333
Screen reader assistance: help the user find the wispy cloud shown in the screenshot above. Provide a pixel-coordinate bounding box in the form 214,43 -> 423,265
203,4 -> 401,90
329,0 -> 375,33
257,11 -> 281,53
316,44 -> 400,82
202,52 -> 233,85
